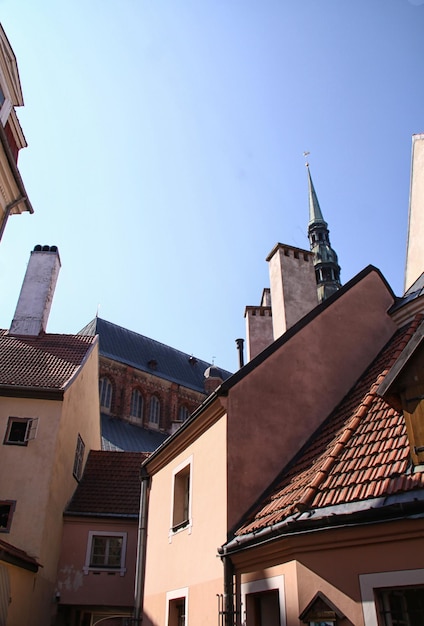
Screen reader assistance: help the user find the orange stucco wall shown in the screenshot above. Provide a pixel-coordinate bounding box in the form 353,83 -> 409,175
235,518 -> 424,626
143,415 -> 227,626
226,269 -> 397,530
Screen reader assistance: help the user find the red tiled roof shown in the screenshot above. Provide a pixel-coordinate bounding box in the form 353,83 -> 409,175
66,450 -> 148,516
0,331 -> 97,390
236,315 -> 424,537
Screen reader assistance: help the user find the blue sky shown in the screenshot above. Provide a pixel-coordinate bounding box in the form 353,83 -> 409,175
0,0 -> 423,372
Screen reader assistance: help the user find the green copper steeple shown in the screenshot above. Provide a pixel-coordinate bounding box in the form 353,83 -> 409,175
306,164 -> 341,303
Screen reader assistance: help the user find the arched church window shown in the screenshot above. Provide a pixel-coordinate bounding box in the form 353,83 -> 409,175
178,405 -> 190,422
130,389 -> 143,419
99,377 -> 113,412
149,396 -> 161,426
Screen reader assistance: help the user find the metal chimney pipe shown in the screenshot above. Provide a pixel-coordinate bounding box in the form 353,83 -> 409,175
235,338 -> 244,369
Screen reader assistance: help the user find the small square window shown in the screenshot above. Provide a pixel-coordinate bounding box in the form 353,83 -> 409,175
4,417 -> 38,446
0,501 -> 16,532
84,531 -> 127,575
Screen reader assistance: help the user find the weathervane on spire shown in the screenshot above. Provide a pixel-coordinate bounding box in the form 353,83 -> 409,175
303,151 -> 310,167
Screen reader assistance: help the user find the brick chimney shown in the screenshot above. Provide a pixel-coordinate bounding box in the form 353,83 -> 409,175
10,245 -> 61,336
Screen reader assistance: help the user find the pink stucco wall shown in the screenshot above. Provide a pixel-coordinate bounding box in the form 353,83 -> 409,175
226,269 -> 397,529
57,517 -> 138,608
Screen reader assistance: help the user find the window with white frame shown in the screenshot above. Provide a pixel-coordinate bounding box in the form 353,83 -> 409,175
166,588 -> 188,626
130,389 -> 143,419
360,568 -> 424,626
0,501 -> 16,533
241,576 -> 286,626
149,395 -> 161,427
73,434 -> 85,481
171,457 -> 192,534
99,376 -> 113,411
3,416 -> 38,446
83,531 -> 127,575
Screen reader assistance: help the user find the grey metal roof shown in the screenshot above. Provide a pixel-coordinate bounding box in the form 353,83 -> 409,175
79,317 -> 232,393
101,413 -> 168,452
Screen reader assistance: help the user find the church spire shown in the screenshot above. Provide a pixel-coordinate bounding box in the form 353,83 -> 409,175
305,163 -> 341,303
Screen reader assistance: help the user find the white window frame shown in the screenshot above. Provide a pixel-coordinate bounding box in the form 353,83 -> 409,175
169,456 -> 193,541
165,587 -> 189,626
4,416 -> 39,445
360,568 -> 424,626
241,575 -> 286,626
83,530 -> 127,576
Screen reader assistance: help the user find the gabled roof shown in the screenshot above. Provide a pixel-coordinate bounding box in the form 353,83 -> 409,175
0,331 -> 97,396
101,413 -> 169,452
79,317 -> 232,393
65,450 -> 147,517
227,314 -> 424,548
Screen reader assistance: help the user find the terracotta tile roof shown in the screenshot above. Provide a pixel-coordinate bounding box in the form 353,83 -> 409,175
0,331 -> 97,390
235,315 -> 424,538
66,450 -> 148,517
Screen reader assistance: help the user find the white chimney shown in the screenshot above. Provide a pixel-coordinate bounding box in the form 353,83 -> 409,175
10,245 -> 61,336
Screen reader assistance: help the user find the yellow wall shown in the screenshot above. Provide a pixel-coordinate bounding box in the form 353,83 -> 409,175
143,414 -> 227,626
0,342 -> 101,626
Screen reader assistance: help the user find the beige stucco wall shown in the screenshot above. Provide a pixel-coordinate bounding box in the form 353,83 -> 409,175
0,342 -> 101,625
143,414 -> 227,626
226,269 -> 397,529
405,133 -> 424,292
236,518 -> 424,626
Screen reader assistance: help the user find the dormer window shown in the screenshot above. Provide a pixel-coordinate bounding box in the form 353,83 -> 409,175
378,319 -> 424,466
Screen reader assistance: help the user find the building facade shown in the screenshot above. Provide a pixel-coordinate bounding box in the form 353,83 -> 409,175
0,24 -> 33,241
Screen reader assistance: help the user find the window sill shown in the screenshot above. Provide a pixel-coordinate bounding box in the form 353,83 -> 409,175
169,519 -> 192,542
83,566 -> 126,577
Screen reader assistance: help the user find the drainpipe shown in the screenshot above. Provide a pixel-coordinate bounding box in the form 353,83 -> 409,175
0,196 -> 25,242
133,465 -> 151,624
235,338 -> 244,369
222,554 -> 235,626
